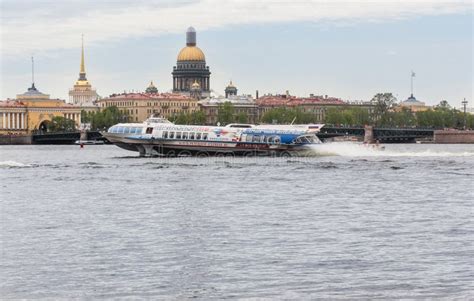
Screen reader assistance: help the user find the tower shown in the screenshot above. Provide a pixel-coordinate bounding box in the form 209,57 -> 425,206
145,81 -> 158,94
68,35 -> 98,106
172,27 -> 211,98
225,80 -> 238,98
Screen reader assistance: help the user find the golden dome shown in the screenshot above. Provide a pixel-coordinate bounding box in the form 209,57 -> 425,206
75,79 -> 90,86
177,46 -> 205,61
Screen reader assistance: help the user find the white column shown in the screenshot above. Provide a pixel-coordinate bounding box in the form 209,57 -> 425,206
16,113 -> 20,129
12,113 -> 16,129
2,112 -> 5,129
7,113 -> 10,129
21,113 -> 25,129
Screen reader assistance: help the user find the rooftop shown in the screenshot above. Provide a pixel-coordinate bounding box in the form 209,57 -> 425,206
100,92 -> 195,101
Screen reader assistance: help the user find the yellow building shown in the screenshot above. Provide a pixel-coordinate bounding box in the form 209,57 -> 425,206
97,86 -> 199,122
396,94 -> 431,112
0,83 -> 82,135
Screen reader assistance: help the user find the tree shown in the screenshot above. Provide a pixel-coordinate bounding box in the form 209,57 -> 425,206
88,106 -> 128,130
371,93 -> 397,125
48,116 -> 76,132
217,102 -> 235,125
235,112 -> 248,123
437,100 -> 451,110
173,111 -> 207,125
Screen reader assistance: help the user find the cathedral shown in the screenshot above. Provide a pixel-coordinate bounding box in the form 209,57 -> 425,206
172,27 -> 211,98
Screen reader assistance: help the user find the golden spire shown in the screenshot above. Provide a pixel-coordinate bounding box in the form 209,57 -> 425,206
80,34 -> 85,74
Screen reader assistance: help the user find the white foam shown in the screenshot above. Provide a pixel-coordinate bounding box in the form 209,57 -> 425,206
310,142 -> 474,157
0,161 -> 32,167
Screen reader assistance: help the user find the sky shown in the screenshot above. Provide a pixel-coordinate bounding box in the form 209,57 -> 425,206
1,0 -> 472,106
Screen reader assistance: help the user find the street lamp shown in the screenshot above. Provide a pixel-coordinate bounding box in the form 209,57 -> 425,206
462,98 -> 468,130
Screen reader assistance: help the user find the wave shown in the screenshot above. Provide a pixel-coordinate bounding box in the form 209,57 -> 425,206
0,160 -> 33,168
310,142 -> 474,157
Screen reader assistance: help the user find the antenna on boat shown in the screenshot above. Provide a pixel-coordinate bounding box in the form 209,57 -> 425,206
290,117 -> 296,125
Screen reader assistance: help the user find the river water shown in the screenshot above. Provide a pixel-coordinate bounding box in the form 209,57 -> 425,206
1,143 -> 473,299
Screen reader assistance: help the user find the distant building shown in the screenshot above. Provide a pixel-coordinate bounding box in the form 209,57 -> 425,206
172,27 -> 211,98
0,83 -> 81,134
198,94 -> 258,125
224,81 -> 238,98
257,93 -> 360,123
145,81 -> 158,94
97,83 -> 199,122
68,36 -> 98,108
398,94 -> 429,112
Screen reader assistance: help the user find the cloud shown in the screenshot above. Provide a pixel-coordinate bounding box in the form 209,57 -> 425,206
1,0 -> 472,56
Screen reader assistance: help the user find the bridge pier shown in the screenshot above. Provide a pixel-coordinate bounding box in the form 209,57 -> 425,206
364,125 -> 374,144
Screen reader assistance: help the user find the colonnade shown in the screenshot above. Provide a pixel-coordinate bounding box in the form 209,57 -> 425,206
0,112 -> 81,130
1,112 -> 26,130
174,77 -> 209,91
64,113 -> 81,124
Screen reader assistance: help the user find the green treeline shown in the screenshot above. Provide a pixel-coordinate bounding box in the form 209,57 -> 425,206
81,107 -> 128,130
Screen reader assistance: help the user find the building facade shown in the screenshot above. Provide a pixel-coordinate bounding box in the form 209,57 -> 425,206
256,93 -> 374,123
172,27 -> 211,98
68,37 -> 98,107
97,90 -> 199,123
0,83 -> 81,135
198,95 -> 258,125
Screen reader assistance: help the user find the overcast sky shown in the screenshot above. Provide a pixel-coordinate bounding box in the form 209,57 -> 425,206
1,0 -> 472,106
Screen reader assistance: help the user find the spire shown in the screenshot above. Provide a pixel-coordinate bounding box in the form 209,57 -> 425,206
78,34 -> 87,81
29,56 -> 37,91
31,56 -> 35,86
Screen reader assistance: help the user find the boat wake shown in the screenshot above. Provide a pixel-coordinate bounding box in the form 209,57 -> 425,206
310,142 -> 474,157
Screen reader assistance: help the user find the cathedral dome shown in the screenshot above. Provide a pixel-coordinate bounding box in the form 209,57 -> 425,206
177,46 -> 205,61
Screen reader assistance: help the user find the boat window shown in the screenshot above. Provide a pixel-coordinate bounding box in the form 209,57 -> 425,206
169,131 -> 175,139
117,127 -> 123,133
124,127 -> 130,134
246,135 -> 253,142
162,131 -> 168,139
182,132 -> 188,139
202,133 -> 208,140
274,136 -> 281,144
146,127 -> 153,134
252,135 -> 261,143
196,133 -> 202,140
190,132 -> 195,140
108,126 -> 115,133
176,132 -> 182,139
267,136 -> 274,143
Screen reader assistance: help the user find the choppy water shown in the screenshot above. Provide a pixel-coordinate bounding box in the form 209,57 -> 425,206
1,143 -> 473,299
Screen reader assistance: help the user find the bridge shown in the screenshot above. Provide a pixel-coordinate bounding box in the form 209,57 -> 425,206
318,126 -> 434,143
32,131 -> 104,144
